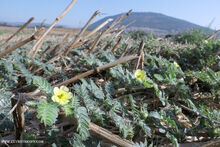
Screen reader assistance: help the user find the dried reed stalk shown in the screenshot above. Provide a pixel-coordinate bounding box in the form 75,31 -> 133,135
111,36 -> 123,52
89,122 -> 134,147
114,26 -> 126,38
205,29 -> 220,41
0,28 -> 43,58
55,55 -> 138,87
39,19 -> 46,28
27,0 -> 78,57
39,33 -> 70,59
84,18 -> 113,40
33,38 -> 45,56
0,99 -> 19,126
27,55 -> 138,96
126,47 -> 135,55
64,10 -> 100,55
59,113 -> 134,147
10,94 -> 134,147
140,52 -> 145,69
21,105 -> 135,147
1,17 -> 34,46
73,20 -> 121,62
135,41 -> 145,70
67,18 -> 114,54
39,46 -> 51,59
102,41 -> 113,50
53,18 -> 113,61
35,33 -> 70,72
88,10 -> 132,53
120,44 -> 129,58
201,138 -> 220,147
103,26 -> 125,50
53,33 -> 70,54
90,28 -> 125,54
75,30 -> 123,64
40,12 -> 105,66
11,98 -> 24,140
50,20 -> 115,65
101,33 -> 120,51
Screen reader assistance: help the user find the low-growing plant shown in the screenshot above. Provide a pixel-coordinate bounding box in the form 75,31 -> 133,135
0,22 -> 219,147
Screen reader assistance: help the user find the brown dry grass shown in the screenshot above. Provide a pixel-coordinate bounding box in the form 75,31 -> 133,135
0,26 -> 83,43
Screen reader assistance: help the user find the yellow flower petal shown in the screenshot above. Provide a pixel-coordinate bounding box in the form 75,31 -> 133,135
53,87 -> 60,95
52,95 -> 56,102
52,86 -> 72,105
67,92 -> 73,98
173,61 -> 180,68
60,85 -> 69,92
135,69 -> 146,81
63,99 -> 69,105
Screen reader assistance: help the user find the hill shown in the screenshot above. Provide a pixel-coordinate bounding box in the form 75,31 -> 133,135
89,12 -> 211,34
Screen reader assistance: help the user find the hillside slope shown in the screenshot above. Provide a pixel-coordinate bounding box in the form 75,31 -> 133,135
89,12 -> 210,34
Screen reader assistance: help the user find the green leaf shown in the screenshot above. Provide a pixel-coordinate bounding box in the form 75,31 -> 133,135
149,111 -> 161,119
71,95 -> 80,110
63,95 -> 80,116
33,76 -> 53,96
166,132 -> 179,147
74,83 -> 105,123
0,91 -> 12,112
154,74 -> 164,81
143,77 -> 154,88
74,107 -> 90,141
15,61 -> 33,84
63,104 -> 73,116
69,134 -> 85,147
105,82 -> 115,96
37,100 -> 59,126
89,80 -> 104,100
109,110 -> 128,138
185,99 -> 201,115
4,61 -> 14,74
138,120 -> 152,137
129,95 -> 140,118
168,66 -> 176,79
134,139 -> 150,147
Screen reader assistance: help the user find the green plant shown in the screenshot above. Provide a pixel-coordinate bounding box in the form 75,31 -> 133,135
174,29 -> 208,44
1,28 -> 219,146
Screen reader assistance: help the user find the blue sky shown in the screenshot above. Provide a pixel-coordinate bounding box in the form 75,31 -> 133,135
0,0 -> 219,29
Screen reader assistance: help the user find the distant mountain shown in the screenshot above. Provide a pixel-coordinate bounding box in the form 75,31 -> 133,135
88,12 -> 212,34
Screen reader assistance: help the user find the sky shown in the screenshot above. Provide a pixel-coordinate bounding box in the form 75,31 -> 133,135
0,0 -> 219,29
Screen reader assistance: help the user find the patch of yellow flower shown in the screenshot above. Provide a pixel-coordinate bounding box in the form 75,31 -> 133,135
173,61 -> 180,68
135,69 -> 146,81
52,86 -> 73,105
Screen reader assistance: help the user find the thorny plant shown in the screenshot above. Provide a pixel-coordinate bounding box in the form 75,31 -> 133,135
0,4 -> 220,147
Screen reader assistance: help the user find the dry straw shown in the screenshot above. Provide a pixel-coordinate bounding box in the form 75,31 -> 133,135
27,0 -> 78,57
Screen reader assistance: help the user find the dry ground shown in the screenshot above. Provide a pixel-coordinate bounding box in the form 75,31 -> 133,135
0,26 -> 83,43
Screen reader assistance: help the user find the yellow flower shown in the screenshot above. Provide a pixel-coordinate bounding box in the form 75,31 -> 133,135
204,40 -> 208,44
173,61 -> 180,68
135,69 -> 146,81
52,86 -> 73,105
